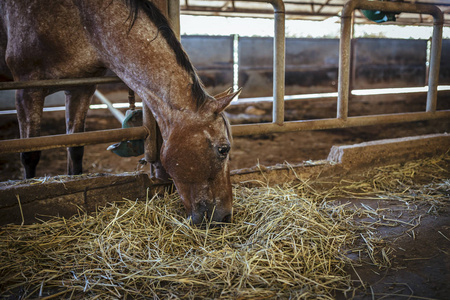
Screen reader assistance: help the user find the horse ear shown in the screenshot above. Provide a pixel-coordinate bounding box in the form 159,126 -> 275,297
207,88 -> 242,114
213,87 -> 233,99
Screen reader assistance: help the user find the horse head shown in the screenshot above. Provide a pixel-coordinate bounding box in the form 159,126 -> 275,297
160,89 -> 240,225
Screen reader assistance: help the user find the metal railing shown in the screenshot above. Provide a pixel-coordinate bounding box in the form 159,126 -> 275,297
338,0 -> 444,118
232,0 -> 450,136
1,0 -> 449,156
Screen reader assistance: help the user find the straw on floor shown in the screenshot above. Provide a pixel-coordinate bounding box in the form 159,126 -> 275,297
0,153 -> 448,299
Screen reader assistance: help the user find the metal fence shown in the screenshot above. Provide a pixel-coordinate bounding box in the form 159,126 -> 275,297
1,0 -> 449,158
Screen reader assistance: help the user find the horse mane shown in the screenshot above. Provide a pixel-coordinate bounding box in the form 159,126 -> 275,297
124,0 -> 209,109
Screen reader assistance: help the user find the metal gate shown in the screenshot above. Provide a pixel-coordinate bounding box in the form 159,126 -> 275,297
1,0 -> 449,162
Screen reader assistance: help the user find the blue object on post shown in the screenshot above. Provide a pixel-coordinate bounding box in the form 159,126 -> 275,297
361,9 -> 397,23
107,109 -> 145,157
361,0 -> 398,23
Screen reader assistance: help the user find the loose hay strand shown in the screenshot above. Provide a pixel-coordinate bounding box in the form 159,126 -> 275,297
1,153 -> 448,299
15,195 -> 24,226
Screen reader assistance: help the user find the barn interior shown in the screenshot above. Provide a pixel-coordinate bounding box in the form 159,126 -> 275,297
0,0 -> 449,299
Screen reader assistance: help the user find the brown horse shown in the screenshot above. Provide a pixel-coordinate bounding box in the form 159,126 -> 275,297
0,0 -> 240,224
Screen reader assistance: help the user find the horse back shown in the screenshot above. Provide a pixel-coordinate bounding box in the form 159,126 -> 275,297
0,0 -> 105,82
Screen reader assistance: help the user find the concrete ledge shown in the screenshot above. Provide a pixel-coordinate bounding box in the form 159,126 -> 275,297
327,133 -> 449,169
230,160 -> 334,186
1,133 -> 448,225
0,173 -> 153,225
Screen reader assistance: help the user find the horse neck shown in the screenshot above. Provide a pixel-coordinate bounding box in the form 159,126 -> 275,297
75,0 -> 204,138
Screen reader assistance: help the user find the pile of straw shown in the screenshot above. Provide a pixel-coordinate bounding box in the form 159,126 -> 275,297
1,153 -> 448,299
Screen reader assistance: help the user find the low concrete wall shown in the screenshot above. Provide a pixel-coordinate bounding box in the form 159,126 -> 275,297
182,35 -> 234,96
0,173 -> 152,225
440,39 -> 450,85
352,38 -> 427,89
3,37 -> 448,108
1,133 -> 448,226
328,133 -> 450,170
238,37 -> 340,97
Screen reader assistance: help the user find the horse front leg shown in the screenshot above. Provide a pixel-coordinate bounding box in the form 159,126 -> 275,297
65,86 -> 95,175
15,89 -> 46,179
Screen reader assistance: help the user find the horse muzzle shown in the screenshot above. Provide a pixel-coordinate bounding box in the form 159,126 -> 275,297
189,206 -> 232,225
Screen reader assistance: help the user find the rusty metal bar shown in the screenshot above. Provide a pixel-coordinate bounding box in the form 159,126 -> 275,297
337,6 -> 352,120
338,0 -> 444,119
0,76 -> 122,91
1,109 -> 449,154
231,110 -> 450,137
0,127 -> 148,154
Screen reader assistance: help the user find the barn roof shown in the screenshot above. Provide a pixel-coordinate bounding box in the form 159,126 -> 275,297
180,0 -> 450,26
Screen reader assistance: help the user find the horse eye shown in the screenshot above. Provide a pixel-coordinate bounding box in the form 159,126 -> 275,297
217,145 -> 230,158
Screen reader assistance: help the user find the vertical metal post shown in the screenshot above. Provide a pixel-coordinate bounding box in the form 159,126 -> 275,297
143,104 -> 158,164
153,0 -> 169,17
337,2 -> 355,120
348,15 -> 356,107
426,17 -> 443,112
168,0 -> 181,40
128,89 -> 136,110
270,0 -> 285,125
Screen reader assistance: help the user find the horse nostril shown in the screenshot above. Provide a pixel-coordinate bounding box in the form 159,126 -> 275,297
221,213 -> 232,223
188,212 -> 205,225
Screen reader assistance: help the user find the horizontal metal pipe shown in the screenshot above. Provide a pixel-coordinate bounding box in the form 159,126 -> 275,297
0,127 -> 148,154
0,76 -> 122,91
199,0 -> 450,7
231,110 -> 450,136
1,110 -> 449,154
343,0 -> 444,17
